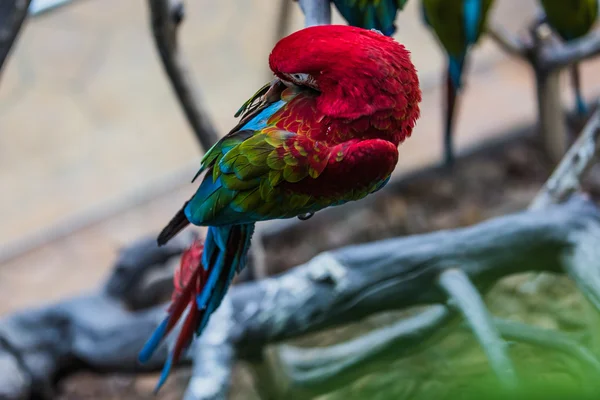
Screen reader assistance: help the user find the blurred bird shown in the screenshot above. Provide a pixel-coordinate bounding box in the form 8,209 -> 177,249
332,0 -> 410,35
138,25 -> 421,391
538,0 -> 598,116
421,0 -> 495,166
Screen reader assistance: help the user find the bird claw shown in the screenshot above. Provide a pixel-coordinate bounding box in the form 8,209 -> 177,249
298,212 -> 315,221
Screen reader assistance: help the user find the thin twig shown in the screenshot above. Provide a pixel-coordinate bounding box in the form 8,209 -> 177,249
0,0 -> 32,79
147,0 -> 220,150
486,25 -> 529,59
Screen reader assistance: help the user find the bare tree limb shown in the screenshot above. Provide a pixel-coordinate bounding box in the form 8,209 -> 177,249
147,0 -> 220,150
541,31 -> 600,72
438,269 -> 517,388
487,23 -> 600,162
273,314 -> 600,398
184,297 -> 236,400
0,0 -> 32,79
486,25 -> 528,58
531,104 -> 600,210
0,196 -> 599,398
297,0 -> 331,27
273,306 -> 453,398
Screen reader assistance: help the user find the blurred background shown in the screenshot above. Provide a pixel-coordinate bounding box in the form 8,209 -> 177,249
1,0 -> 600,398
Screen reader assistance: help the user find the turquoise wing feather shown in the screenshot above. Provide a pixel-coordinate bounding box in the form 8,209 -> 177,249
421,0 -> 494,88
332,0 -> 409,36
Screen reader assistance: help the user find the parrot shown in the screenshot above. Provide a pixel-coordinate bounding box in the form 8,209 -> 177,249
538,0 -> 598,116
137,24 -> 421,392
420,0 -> 495,166
331,0 -> 410,35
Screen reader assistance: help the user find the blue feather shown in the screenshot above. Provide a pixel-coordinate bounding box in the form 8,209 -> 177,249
448,55 -> 466,90
241,100 -> 286,131
195,224 -> 254,333
420,2 -> 430,26
138,318 -> 169,364
463,0 -> 482,46
575,92 -> 588,116
154,355 -> 174,393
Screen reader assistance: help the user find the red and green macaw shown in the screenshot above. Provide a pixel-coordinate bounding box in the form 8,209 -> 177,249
138,25 -> 421,391
420,0 -> 495,166
538,0 -> 598,116
332,0 -> 410,35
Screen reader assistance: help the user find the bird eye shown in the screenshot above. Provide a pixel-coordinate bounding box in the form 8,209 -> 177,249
292,73 -> 310,82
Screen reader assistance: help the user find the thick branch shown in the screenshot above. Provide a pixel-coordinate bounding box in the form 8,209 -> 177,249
0,0 -> 32,78
183,298 -> 236,400
1,197 -> 599,398
147,0 -> 220,150
274,306 -> 452,397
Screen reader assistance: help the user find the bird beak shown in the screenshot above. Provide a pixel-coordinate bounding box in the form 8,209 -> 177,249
265,78 -> 285,102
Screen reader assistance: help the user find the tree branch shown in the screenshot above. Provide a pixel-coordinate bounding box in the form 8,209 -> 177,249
486,25 -> 528,59
147,0 -> 220,150
1,196 -> 599,398
530,104 -> 600,210
0,0 -> 32,79
541,31 -> 600,72
297,0 -> 331,27
487,22 -> 600,162
438,269 -> 517,388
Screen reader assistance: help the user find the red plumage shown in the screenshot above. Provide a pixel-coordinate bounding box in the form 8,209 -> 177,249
264,26 -> 421,199
163,240 -> 207,365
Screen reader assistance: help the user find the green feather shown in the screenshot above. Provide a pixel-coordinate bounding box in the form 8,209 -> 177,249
540,0 -> 598,40
231,187 -> 263,212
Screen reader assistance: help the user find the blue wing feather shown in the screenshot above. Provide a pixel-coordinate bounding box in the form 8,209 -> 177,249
463,0 -> 482,45
332,0 -> 404,36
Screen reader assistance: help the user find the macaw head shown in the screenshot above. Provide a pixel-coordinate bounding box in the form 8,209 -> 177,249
269,25 -> 421,121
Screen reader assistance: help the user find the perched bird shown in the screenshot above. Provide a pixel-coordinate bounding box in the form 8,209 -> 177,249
138,25 -> 421,391
331,0 -> 410,35
421,0 -> 494,166
538,0 -> 598,116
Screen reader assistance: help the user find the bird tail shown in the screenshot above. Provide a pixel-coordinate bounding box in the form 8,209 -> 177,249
138,223 -> 255,393
444,56 -> 465,166
571,64 -> 588,116
157,202 -> 191,246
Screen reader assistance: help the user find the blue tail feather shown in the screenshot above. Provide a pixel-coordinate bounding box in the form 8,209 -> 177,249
154,355 -> 174,393
140,223 -> 255,392
448,55 -> 465,90
138,318 -> 169,364
575,91 -> 588,116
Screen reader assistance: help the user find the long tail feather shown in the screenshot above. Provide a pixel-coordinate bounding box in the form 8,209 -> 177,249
139,224 -> 255,392
571,64 -> 588,116
444,60 -> 462,167
157,203 -> 190,246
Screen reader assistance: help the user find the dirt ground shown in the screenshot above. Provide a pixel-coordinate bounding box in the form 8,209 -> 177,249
55,129 -> 600,399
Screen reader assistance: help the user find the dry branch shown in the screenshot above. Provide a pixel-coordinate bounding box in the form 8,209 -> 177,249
487,23 -> 600,162
297,0 -> 331,27
0,0 -> 32,79
147,0 -> 220,150
1,196 -> 600,398
530,104 -> 600,210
